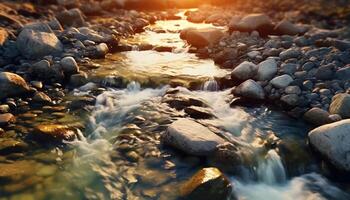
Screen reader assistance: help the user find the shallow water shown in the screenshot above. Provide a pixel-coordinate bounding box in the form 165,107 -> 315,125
1,9 -> 349,200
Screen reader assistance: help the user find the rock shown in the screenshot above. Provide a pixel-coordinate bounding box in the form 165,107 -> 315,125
280,94 -> 299,106
34,124 -> 77,141
0,113 -> 16,126
184,106 -> 215,119
0,72 -> 30,100
308,119 -> 350,171
285,86 -> 301,95
95,43 -> 109,58
316,64 -> 334,80
162,119 -> 225,156
274,20 -> 301,35
281,63 -> 298,75
336,66 -> 350,81
0,138 -> 28,154
329,93 -> 350,118
256,59 -> 277,81
30,60 -> 51,79
304,108 -> 332,126
48,17 -> 63,31
270,75 -> 293,89
32,92 -> 52,104
60,56 -> 79,75
180,167 -> 234,200
0,28 -> 9,46
231,61 -> 258,81
56,8 -> 85,27
234,79 -> 265,100
230,13 -> 272,33
22,22 -> 53,33
279,49 -> 301,61
69,72 -> 88,87
17,29 -> 63,59
182,28 -> 224,47
0,105 -> 10,113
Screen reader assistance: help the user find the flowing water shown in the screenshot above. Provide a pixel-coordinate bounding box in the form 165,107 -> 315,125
1,10 -> 350,200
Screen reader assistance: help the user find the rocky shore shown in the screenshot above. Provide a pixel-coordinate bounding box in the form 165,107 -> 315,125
0,0 -> 350,199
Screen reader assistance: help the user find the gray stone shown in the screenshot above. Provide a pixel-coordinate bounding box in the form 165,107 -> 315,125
280,94 -> 299,106
316,64 -> 334,80
329,93 -> 350,118
162,119 -> 225,156
234,79 -> 265,100
279,49 -> 301,60
22,22 -> 53,33
181,28 -> 224,47
56,8 -> 85,27
281,63 -> 298,75
230,13 -> 272,32
285,86 -> 301,95
17,29 -> 63,59
336,66 -> 350,81
60,56 -> 79,75
256,59 -> 277,81
270,74 -> 293,89
231,61 -> 258,81
308,119 -> 350,171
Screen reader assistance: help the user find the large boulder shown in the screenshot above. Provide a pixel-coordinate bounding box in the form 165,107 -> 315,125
0,72 -> 30,100
180,167 -> 234,200
17,29 -> 63,59
231,61 -> 258,81
256,59 -> 277,81
329,93 -> 350,119
181,28 -> 224,47
233,79 -> 265,100
56,8 -> 85,27
162,119 -> 225,156
308,119 -> 350,171
229,13 -> 273,33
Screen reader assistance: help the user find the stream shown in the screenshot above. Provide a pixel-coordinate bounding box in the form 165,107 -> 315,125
1,10 -> 350,200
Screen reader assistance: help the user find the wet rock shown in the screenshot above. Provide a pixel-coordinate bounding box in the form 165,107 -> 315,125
230,13 -> 272,33
17,29 -> 63,59
0,138 -> 28,154
0,160 -> 38,179
279,48 -> 301,61
256,59 -> 277,81
0,113 -> 16,126
280,94 -> 299,107
69,72 -> 88,87
308,119 -> 350,172
234,79 -> 265,100
0,28 -> 9,46
329,93 -> 350,118
181,28 -> 224,47
32,92 -> 52,104
335,65 -> 350,81
94,43 -> 109,58
0,105 -> 10,113
270,75 -> 293,89
56,8 -> 85,27
162,119 -> 225,156
68,96 -> 95,110
303,108 -> 332,126
33,124 -> 77,141
60,56 -> 79,75
231,61 -> 258,81
184,106 -> 215,119
163,94 -> 206,110
133,18 -> 149,33
0,72 -> 30,100
316,64 -> 334,80
274,20 -> 302,35
180,167 -> 234,200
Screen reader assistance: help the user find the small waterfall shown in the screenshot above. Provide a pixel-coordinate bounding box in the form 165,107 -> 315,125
127,81 -> 141,91
202,78 -> 219,91
257,149 -> 287,185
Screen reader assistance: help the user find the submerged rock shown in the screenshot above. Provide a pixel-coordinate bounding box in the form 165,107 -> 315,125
162,118 -> 225,156
0,72 -> 30,100
33,124 -> 78,141
329,93 -> 350,119
308,119 -> 350,172
180,167 -> 234,200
